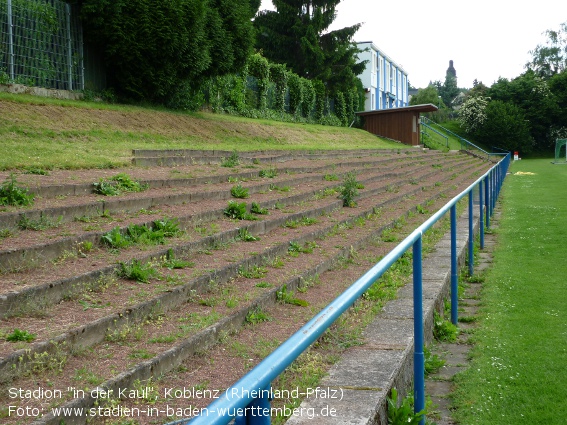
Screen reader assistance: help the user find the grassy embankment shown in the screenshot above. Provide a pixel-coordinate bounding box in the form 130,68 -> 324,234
453,158 -> 567,424
0,92 -> 405,170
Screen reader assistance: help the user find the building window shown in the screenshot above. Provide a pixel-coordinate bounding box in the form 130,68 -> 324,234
379,56 -> 384,90
385,61 -> 390,92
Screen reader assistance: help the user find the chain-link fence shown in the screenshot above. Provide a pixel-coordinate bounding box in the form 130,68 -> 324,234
0,0 -> 83,90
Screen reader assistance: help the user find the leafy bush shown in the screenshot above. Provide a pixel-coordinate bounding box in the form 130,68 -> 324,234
93,173 -> 148,196
101,226 -> 132,249
152,218 -> 181,238
339,172 -> 360,207
224,201 -> 257,220
238,227 -> 259,242
6,329 -> 36,342
288,73 -> 304,116
224,200 -> 247,219
259,167 -> 277,178
0,175 -> 34,206
117,259 -> 159,283
248,53 -> 270,110
276,284 -> 309,306
230,184 -> 249,198
335,91 -> 347,126
80,0 -> 257,105
433,311 -> 458,342
221,151 -> 240,168
245,308 -> 271,324
387,388 -> 425,425
250,202 -> 269,215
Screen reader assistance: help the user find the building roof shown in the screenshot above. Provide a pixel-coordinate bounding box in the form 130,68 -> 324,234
356,104 -> 438,116
356,41 -> 408,75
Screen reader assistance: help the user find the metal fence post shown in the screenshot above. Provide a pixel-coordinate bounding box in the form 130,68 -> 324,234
413,235 -> 425,425
7,0 -> 15,80
450,205 -> 458,325
468,190 -> 474,276
65,2 -> 73,90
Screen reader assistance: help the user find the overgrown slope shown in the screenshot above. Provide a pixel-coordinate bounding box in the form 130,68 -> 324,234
0,93 -> 403,170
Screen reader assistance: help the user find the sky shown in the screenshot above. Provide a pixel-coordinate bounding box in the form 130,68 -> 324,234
258,0 -> 567,89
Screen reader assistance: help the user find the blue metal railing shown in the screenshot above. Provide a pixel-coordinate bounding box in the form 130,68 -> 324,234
419,117 -> 501,159
166,153 -> 511,425
420,122 -> 449,148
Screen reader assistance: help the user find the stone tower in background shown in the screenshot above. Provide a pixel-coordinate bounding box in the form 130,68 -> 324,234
446,60 -> 457,79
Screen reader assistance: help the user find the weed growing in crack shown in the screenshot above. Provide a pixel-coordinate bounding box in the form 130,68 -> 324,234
433,310 -> 458,342
6,329 -> 36,342
161,248 -> 194,269
230,184 -> 249,199
117,259 -> 160,283
245,308 -> 272,324
259,167 -> 278,178
288,241 -> 317,256
276,284 -> 309,306
221,151 -> 240,168
324,173 -> 339,181
424,345 -> 446,375
238,264 -> 268,279
339,172 -> 361,207
238,228 -> 260,242
387,388 -> 426,425
250,202 -> 269,215
18,214 -> 62,231
0,174 -> 34,206
93,173 -> 148,196
224,201 -> 257,220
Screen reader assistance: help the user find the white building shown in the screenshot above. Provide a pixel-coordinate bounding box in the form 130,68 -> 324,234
356,42 -> 409,111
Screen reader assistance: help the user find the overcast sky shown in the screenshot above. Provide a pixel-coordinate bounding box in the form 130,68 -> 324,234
258,1 -> 567,89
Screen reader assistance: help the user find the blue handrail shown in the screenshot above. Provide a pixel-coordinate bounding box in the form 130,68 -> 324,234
166,153 -> 511,425
420,122 -> 449,148
420,116 -> 494,157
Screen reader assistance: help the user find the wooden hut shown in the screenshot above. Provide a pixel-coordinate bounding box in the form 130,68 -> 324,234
356,104 -> 438,146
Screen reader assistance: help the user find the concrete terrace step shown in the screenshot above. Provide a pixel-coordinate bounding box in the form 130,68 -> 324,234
0,150 -> 492,425
0,155 -> 477,273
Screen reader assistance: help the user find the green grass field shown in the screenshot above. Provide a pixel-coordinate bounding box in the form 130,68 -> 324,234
453,158 -> 567,424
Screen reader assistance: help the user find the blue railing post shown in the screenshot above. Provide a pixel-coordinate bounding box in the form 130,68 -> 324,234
484,176 -> 490,229
479,180 -> 484,250
485,175 -> 490,229
468,190 -> 474,276
491,170 -> 495,219
450,205 -> 458,325
413,235 -> 425,425
243,385 -> 271,425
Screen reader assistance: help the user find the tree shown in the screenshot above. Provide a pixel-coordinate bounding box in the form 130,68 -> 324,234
80,0 -> 258,105
488,71 -> 559,150
440,74 -> 460,108
526,21 -> 567,78
254,0 -> 365,95
458,95 -> 489,134
474,100 -> 534,153
466,79 -> 489,99
410,85 -> 443,107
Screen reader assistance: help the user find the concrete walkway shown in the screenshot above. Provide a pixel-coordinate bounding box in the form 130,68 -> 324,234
425,210 -> 499,424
